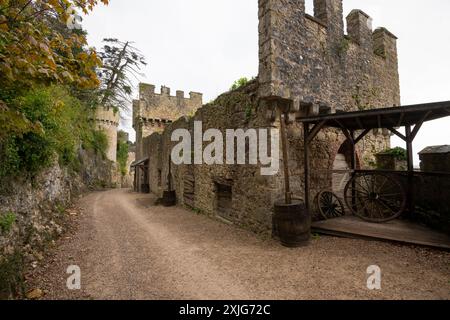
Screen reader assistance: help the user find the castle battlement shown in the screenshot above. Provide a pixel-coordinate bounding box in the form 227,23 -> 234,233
94,106 -> 120,126
138,83 -> 203,104
133,82 -> 203,160
258,0 -> 400,112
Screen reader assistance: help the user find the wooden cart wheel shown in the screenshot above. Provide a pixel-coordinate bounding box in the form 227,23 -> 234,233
344,172 -> 406,223
317,191 -> 345,220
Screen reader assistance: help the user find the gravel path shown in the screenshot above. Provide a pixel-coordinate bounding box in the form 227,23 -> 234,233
28,189 -> 450,300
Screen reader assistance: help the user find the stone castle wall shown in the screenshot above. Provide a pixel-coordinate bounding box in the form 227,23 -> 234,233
258,0 -> 398,199
138,0 -> 401,234
133,84 -> 203,160
146,82 -> 280,233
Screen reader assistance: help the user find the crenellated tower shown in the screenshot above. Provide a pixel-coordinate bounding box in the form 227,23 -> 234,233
133,83 -> 203,160
94,106 -> 120,162
258,0 -> 400,113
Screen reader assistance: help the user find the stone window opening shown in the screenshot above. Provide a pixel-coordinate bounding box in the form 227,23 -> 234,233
214,180 -> 233,221
158,169 -> 162,187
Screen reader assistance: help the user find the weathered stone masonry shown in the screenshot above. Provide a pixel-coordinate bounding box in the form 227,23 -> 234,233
133,84 -> 203,161
135,0 -> 401,234
94,106 -> 120,163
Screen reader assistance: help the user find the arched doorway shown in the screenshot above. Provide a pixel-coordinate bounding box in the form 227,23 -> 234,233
332,140 -> 358,203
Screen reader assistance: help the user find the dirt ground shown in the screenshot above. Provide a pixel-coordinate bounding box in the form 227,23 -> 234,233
27,189 -> 450,300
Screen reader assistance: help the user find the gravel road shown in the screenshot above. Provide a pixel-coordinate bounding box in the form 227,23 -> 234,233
28,189 -> 450,300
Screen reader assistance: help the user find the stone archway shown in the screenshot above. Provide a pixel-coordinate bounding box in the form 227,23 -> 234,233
332,140 -> 360,202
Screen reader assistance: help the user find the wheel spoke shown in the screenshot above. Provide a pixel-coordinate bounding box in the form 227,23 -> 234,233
378,193 -> 402,198
378,176 -> 389,193
318,192 -> 345,219
377,199 -> 398,215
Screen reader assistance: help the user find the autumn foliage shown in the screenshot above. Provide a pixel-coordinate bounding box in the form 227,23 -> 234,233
0,0 -> 110,179
0,0 -> 108,88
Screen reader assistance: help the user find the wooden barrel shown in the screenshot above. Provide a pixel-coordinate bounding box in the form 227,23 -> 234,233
162,190 -> 177,207
273,200 -> 311,247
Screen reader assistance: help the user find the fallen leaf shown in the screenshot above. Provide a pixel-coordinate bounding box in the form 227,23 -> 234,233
26,288 -> 44,300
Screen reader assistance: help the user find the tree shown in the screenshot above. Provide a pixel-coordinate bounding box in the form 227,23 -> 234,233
97,38 -> 147,111
0,0 -> 108,89
230,77 -> 250,91
116,133 -> 129,176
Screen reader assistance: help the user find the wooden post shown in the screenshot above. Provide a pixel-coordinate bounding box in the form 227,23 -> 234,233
405,125 -> 414,214
405,125 -> 414,172
137,166 -> 141,192
278,104 -> 292,204
304,124 -> 310,211
349,130 -> 357,209
168,155 -> 172,191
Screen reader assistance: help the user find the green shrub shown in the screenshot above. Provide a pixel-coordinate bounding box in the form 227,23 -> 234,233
0,250 -> 25,299
0,139 -> 20,178
0,212 -> 16,234
82,129 -> 109,158
230,77 -> 250,91
380,147 -> 407,161
117,140 -> 129,176
0,85 -> 100,178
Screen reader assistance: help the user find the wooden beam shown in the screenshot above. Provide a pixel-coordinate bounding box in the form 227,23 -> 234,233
341,129 -> 354,143
333,119 -> 346,131
350,130 -> 357,209
354,128 -> 372,144
405,125 -> 414,214
411,111 -> 432,141
397,112 -> 405,127
333,119 -> 354,143
304,124 -> 311,212
355,117 -> 364,130
387,127 -> 407,141
306,120 -> 327,144
380,113 -> 397,127
405,125 -> 414,172
279,109 -> 292,204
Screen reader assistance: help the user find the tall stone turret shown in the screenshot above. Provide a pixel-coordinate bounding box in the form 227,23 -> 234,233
94,106 -> 120,162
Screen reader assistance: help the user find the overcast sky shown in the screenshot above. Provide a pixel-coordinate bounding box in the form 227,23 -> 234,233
82,0 -> 450,165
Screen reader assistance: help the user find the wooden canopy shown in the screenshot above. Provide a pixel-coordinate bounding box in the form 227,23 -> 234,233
296,100 -> 450,213
299,101 -> 450,131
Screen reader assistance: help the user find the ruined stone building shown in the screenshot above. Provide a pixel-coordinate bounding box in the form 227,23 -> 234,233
133,0 -> 400,234
132,84 -> 203,190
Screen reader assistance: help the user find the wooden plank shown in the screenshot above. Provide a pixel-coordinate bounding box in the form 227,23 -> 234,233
312,216 -> 450,250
